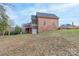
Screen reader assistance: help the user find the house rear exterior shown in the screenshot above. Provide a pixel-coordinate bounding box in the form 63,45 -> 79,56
23,12 -> 59,34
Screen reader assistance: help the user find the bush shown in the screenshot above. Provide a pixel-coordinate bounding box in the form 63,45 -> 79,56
14,26 -> 22,35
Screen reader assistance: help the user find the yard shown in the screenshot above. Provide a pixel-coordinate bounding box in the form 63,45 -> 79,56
0,29 -> 79,56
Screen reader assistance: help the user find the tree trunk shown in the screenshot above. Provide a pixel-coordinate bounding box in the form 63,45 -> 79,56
8,31 -> 10,36
3,31 -> 5,36
8,27 -> 10,36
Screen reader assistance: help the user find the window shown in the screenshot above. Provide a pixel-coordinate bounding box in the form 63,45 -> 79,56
44,21 -> 46,26
52,22 -> 57,26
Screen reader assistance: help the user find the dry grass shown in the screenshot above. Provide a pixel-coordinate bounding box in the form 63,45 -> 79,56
0,29 -> 79,56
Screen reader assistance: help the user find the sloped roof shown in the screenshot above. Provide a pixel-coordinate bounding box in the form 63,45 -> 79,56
36,12 -> 59,19
23,23 -> 32,28
31,15 -> 37,20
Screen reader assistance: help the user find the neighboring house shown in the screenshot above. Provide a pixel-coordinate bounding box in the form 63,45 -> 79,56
23,12 -> 59,34
59,24 -> 79,29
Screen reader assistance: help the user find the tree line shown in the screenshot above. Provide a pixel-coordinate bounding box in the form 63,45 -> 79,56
0,4 -> 22,36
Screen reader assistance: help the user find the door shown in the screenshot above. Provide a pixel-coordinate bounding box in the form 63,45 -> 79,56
32,29 -> 37,34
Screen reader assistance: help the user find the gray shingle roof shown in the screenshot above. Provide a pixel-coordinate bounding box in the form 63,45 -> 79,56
31,15 -> 37,20
36,12 -> 59,19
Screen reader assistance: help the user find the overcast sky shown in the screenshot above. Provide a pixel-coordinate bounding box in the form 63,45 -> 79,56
4,3 -> 79,26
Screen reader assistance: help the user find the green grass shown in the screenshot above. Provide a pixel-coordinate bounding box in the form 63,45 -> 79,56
0,29 -> 79,56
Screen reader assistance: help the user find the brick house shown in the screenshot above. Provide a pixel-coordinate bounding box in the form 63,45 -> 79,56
23,12 -> 59,34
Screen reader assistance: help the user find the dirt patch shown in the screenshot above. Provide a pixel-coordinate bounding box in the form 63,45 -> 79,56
0,36 -> 78,56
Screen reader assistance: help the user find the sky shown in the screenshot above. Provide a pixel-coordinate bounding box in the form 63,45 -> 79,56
4,3 -> 79,26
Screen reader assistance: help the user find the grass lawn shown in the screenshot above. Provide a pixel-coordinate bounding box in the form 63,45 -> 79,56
0,29 -> 79,56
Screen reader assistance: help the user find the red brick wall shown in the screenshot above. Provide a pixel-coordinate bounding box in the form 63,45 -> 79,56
37,17 -> 58,32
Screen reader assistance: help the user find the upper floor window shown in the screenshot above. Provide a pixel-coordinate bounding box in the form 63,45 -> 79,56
52,22 -> 57,26
43,21 -> 46,26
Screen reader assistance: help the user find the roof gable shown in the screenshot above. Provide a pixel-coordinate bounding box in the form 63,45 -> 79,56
36,12 -> 59,19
